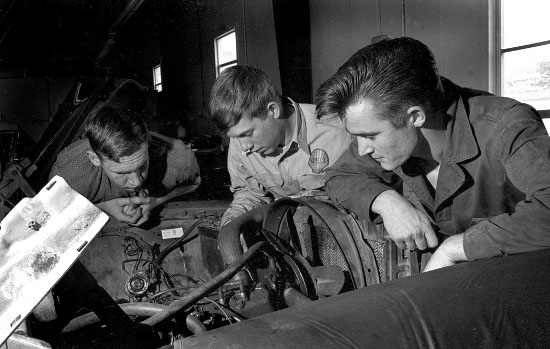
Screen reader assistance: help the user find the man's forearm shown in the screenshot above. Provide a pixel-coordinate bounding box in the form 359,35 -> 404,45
371,189 -> 403,216
229,189 -> 272,213
220,189 -> 273,226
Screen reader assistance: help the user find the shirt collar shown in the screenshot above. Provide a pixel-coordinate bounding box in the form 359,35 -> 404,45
285,97 -> 310,155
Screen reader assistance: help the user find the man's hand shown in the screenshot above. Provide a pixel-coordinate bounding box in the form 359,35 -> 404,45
129,196 -> 160,226
96,196 -> 151,224
372,190 -> 439,251
423,233 -> 467,272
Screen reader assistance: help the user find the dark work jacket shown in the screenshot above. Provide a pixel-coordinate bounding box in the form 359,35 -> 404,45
325,80 -> 550,261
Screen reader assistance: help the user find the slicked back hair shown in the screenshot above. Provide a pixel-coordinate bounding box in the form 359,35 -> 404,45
315,37 -> 444,128
209,65 -> 280,132
85,106 -> 151,162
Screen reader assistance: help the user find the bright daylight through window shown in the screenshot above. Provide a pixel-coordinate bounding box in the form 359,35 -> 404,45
153,64 -> 162,92
499,0 -> 550,110
215,30 -> 237,76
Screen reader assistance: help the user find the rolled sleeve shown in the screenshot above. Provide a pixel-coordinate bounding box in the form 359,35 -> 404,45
222,141 -> 274,225
167,139 -> 201,188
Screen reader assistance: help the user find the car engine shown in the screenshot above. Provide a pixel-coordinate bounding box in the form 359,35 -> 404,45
1,185 -> 420,348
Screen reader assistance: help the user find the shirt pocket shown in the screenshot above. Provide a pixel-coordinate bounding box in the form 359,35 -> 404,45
257,173 -> 284,189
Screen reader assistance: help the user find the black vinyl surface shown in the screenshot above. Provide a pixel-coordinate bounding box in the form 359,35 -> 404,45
178,248 -> 550,348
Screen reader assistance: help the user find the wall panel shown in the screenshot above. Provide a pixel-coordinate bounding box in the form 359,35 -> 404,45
310,0 -> 489,98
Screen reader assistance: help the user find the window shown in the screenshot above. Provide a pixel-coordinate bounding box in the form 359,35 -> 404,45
492,0 -> 550,110
153,64 -> 162,92
215,30 -> 237,76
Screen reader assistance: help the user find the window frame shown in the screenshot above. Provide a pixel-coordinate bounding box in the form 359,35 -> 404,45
214,29 -> 238,77
153,64 -> 162,92
489,0 -> 550,111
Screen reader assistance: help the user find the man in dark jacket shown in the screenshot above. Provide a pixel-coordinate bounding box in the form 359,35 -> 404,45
316,37 -> 550,271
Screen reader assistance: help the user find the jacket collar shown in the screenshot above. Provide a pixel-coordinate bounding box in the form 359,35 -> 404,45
442,80 -> 480,164
434,81 -> 481,210
395,79 -> 480,212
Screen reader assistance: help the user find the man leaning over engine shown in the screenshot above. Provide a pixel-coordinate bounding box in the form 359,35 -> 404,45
49,105 -> 201,226
317,37 -> 550,271
209,65 -> 352,227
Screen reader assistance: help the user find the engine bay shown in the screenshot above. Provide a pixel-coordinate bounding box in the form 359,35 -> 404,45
1,178 -> 418,349
3,167 -> 550,349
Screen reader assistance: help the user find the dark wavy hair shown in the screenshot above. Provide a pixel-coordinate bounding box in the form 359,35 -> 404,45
85,106 -> 151,162
209,65 -> 280,132
315,37 -> 444,128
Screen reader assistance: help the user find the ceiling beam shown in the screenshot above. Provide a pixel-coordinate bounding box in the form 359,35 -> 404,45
0,0 -> 22,46
94,0 -> 147,68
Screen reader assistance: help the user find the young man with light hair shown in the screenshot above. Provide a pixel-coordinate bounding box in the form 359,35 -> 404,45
210,65 -> 352,226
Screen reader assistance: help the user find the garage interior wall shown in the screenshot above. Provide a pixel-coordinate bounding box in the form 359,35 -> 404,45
310,0 -> 489,98
0,0 -> 490,142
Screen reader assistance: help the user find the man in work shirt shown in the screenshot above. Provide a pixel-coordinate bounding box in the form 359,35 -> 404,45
209,65 -> 352,226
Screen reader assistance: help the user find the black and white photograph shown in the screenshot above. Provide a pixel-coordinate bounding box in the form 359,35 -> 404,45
1,0 -> 549,348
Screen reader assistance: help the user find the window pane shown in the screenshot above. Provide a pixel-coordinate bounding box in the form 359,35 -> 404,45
217,31 -> 236,65
501,0 -> 550,48
502,45 -> 550,110
153,66 -> 161,85
153,65 -> 162,92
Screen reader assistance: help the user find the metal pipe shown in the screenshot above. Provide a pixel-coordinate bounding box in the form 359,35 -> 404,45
63,303 -> 207,336
142,241 -> 265,328
61,302 -> 167,333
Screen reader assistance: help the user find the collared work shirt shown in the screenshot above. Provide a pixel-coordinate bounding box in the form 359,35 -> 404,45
222,99 -> 352,225
325,80 -> 550,261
